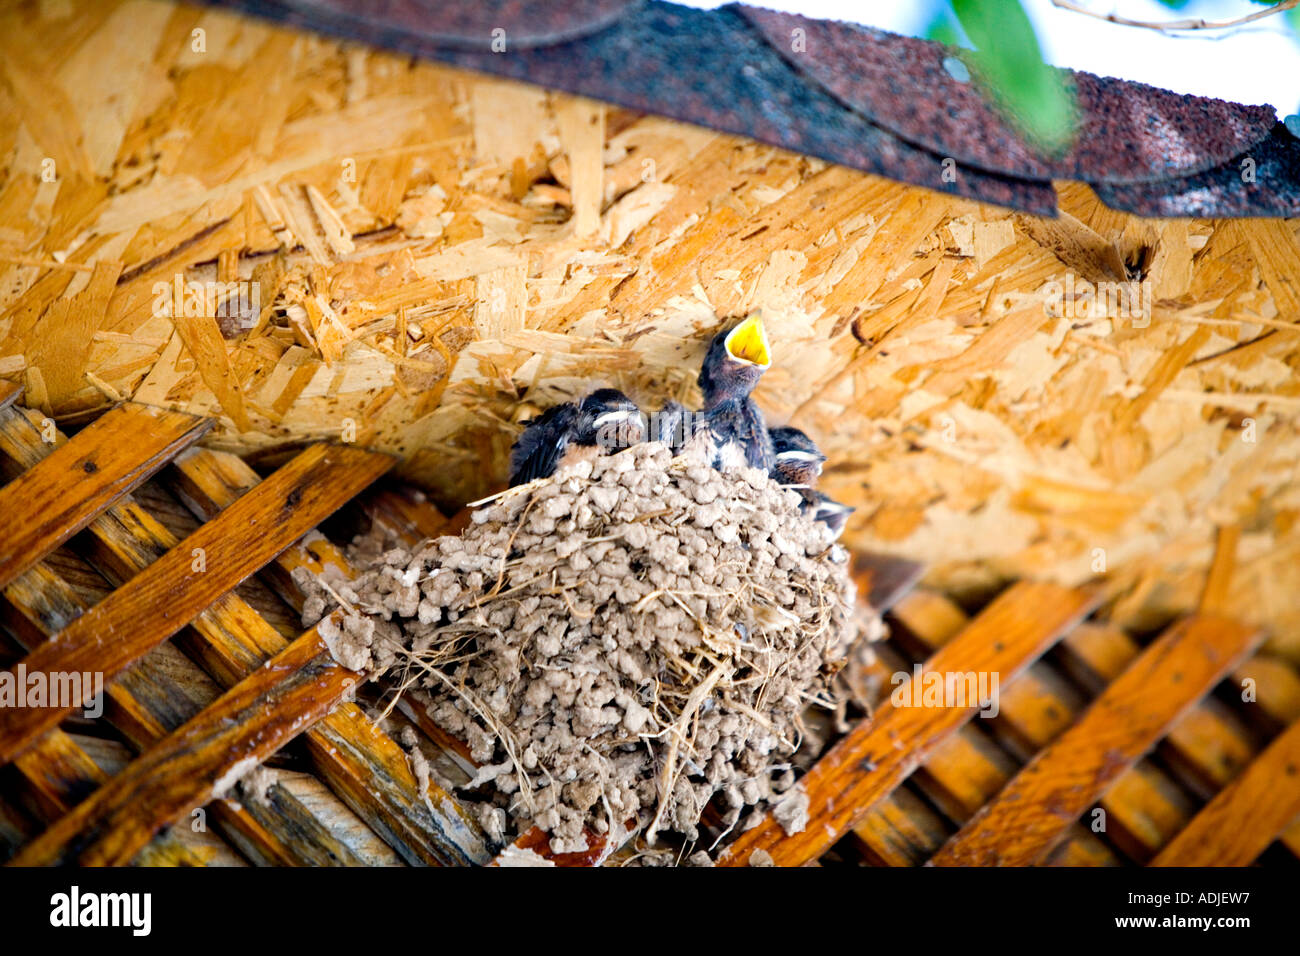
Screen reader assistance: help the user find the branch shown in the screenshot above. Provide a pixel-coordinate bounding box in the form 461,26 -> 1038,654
1051,0 -> 1300,33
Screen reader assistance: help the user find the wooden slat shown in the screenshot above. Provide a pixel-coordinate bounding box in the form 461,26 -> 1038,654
2,555 -> 366,866
1153,718 -> 1300,866
1054,620 -> 1140,688
1043,824 -> 1122,866
1161,696 -> 1258,794
1097,760 -> 1196,862
5,725 -> 222,865
1198,524 -> 1240,616
854,590 -> 1103,865
716,581 -> 1100,866
0,443 -> 392,765
0,380 -> 21,412
166,447 -> 492,865
0,402 -> 209,590
11,728 -> 106,818
1054,617 -> 1300,857
850,786 -> 952,866
891,592 -> 1176,862
12,627 -> 357,865
913,730 -> 1018,822
930,616 -> 1263,866
1232,655 -> 1300,726
362,487 -> 459,542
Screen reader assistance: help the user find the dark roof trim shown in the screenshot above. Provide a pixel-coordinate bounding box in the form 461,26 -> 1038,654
205,0 -> 1300,217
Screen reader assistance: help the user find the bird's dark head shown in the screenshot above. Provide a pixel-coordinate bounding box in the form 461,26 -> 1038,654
577,388 -> 646,450
698,313 -> 771,406
770,425 -> 826,485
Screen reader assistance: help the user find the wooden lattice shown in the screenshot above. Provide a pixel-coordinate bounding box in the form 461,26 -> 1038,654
1,388 -> 1297,866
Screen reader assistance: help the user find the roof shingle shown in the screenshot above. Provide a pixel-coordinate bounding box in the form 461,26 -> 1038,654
207,0 -> 1298,217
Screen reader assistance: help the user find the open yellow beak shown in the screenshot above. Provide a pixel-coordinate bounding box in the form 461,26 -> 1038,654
724,313 -> 771,368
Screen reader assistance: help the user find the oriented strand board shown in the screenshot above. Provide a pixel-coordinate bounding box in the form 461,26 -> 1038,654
1,1 -> 1299,660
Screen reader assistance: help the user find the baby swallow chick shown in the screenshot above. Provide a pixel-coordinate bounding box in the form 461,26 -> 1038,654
509,387 -> 645,486
769,425 -> 827,487
768,425 -> 849,538
698,313 -> 773,472
808,491 -> 854,540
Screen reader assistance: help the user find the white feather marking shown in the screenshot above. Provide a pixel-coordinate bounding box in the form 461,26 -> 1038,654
776,450 -> 820,463
594,409 -> 638,428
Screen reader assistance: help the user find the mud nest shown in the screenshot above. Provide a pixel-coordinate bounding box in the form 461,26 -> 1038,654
303,440 -> 878,857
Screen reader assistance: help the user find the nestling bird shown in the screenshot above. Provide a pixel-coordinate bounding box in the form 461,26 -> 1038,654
509,388 -> 645,486
698,313 -> 773,472
803,490 -> 854,540
768,426 -> 850,538
769,425 -> 827,487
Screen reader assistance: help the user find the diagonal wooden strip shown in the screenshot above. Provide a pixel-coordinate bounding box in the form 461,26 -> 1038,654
1,555 -> 366,866
11,725 -> 107,820
363,487 -> 460,541
0,443 -> 392,766
930,616 -> 1264,866
886,592 -> 1165,862
0,593 -> 224,865
855,592 -> 1099,864
850,787 -> 953,866
1198,524 -> 1240,616
166,447 -> 492,865
1153,718 -> 1300,867
12,627 -> 359,866
1048,617 -> 1297,858
901,590 -> 1271,862
8,729 -> 216,866
0,381 -> 22,412
0,402 -> 210,591
716,581 -> 1100,866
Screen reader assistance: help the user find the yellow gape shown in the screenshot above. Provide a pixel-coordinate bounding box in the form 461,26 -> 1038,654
724,313 -> 771,368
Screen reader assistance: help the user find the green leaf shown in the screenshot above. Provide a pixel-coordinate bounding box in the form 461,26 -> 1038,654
924,7 -> 966,48
950,0 -> 1077,155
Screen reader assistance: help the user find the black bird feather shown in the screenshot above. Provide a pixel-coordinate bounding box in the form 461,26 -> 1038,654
509,401 -> 580,486
509,388 -> 645,486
